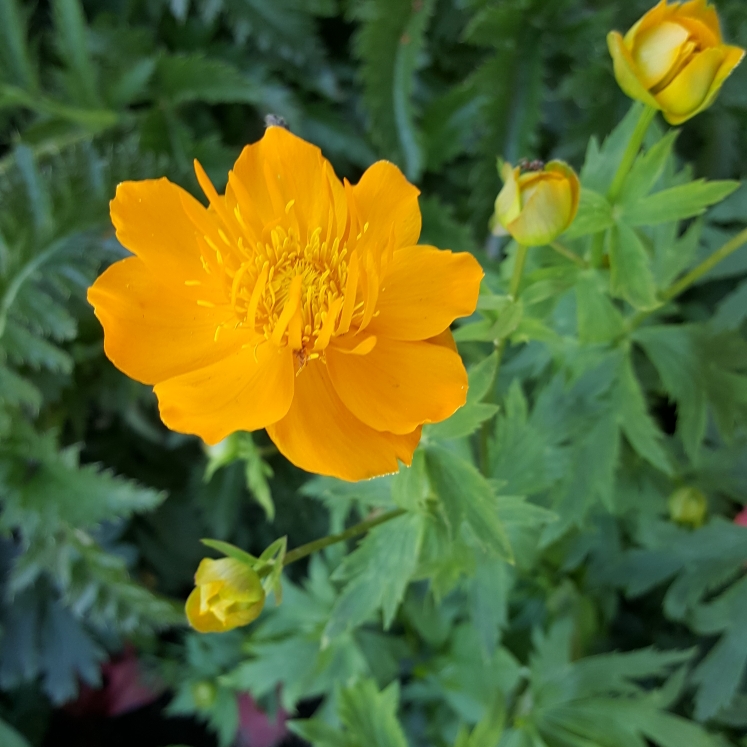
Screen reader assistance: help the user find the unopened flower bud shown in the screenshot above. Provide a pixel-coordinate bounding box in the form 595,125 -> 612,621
186,557 -> 265,633
191,680 -> 218,709
668,486 -> 707,528
491,160 -> 580,247
608,0 -> 744,125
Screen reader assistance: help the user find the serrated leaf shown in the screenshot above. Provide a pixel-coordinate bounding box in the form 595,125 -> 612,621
580,103 -> 647,194
425,446 -> 513,561
157,54 -> 260,105
575,270 -> 625,344
52,0 -> 100,107
338,679 -> 408,747
609,220 -> 659,310
619,130 -> 678,204
614,355 -> 672,475
353,0 -> 435,179
621,180 -> 739,226
561,188 -> 613,240
324,513 -> 424,639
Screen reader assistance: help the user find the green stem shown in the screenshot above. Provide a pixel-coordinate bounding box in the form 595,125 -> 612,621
550,240 -> 586,268
509,244 -> 528,299
607,105 -> 657,203
479,243 -> 529,475
282,508 -> 406,566
629,227 -> 747,330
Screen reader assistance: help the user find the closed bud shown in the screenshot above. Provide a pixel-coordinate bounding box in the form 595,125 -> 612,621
191,680 -> 218,709
668,486 -> 707,528
491,160 -> 580,247
608,0 -> 744,125
185,557 -> 265,633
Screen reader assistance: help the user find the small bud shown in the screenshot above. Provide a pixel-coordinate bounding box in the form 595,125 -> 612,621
192,680 -> 218,709
668,486 -> 707,528
185,557 -> 265,633
734,507 -> 747,527
490,160 -> 580,246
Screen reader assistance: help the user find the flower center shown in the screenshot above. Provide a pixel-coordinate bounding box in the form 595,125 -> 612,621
229,223 -> 350,354
187,161 -> 386,364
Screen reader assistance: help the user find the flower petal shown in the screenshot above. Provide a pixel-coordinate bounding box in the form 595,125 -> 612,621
87,256 -> 248,385
327,336 -> 467,435
607,31 -> 662,109
228,126 -> 347,242
155,341 -> 294,445
507,176 -> 573,247
664,44 -> 745,124
655,46 -> 725,119
266,360 -> 420,481
351,161 -> 421,250
368,245 -> 482,341
110,178 -> 223,300
633,20 -> 690,89
186,587 -> 226,633
677,0 -> 722,43
495,163 -> 522,229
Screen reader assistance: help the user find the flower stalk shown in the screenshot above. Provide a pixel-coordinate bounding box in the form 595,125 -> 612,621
629,226 -> 747,330
282,507 -> 406,567
607,105 -> 657,203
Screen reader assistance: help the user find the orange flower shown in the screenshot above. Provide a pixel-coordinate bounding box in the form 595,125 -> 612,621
88,127 -> 483,481
608,0 -> 744,125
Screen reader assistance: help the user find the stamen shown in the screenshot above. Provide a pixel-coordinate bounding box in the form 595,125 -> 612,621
270,275 -> 302,346
247,264 -> 269,330
185,280 -> 201,286
197,300 -> 215,308
338,252 -> 359,334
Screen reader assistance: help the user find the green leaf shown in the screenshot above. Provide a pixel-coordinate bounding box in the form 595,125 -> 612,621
0,0 -> 36,90
561,188 -> 613,240
52,0 -> 100,107
454,299 -> 523,342
609,220 -> 659,310
324,513 -> 425,639
0,718 -> 31,747
338,679 -> 408,747
619,130 -> 678,204
157,54 -> 260,105
200,539 -> 258,566
575,270 -> 625,344
580,102 -> 647,194
427,352 -> 499,439
713,278 -> 747,331
353,0 -> 436,179
621,179 -> 740,226
425,446 -> 513,562
614,355 -> 672,475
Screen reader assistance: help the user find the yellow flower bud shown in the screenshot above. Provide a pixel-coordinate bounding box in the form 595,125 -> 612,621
668,486 -> 708,528
185,557 -> 265,633
491,160 -> 580,247
608,0 -> 744,125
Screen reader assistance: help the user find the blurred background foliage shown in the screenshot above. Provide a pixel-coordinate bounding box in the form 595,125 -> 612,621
1,0 -> 747,746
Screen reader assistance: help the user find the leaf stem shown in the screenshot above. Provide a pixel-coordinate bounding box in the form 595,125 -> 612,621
607,105 -> 657,203
550,240 -> 586,268
629,226 -> 747,330
282,507 -> 406,567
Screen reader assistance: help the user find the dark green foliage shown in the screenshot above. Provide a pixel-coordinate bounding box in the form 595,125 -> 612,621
1,0 -> 747,745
